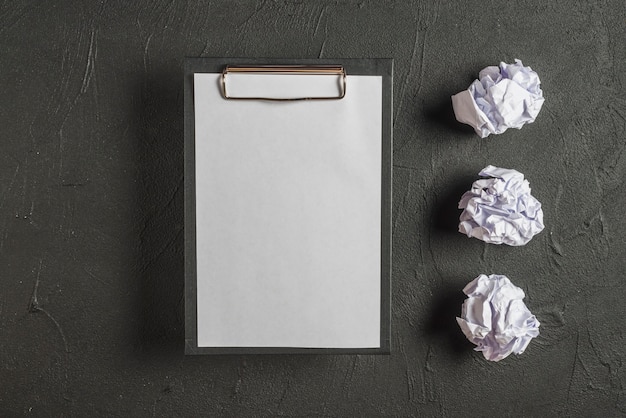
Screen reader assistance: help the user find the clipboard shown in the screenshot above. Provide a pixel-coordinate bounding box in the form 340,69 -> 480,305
184,58 -> 393,354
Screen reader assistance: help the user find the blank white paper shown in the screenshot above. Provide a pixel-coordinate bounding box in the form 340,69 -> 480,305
194,73 -> 382,348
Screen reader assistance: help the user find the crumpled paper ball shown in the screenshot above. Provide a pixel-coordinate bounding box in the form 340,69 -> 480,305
458,165 -> 544,246
451,59 -> 544,138
456,274 -> 540,362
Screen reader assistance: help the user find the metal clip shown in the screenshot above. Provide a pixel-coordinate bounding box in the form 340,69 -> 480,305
221,65 -> 346,101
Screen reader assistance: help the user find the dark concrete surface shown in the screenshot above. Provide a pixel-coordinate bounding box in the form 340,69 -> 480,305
1,0 -> 625,416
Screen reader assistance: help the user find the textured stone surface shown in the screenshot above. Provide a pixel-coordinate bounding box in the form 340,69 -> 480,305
0,0 -> 625,416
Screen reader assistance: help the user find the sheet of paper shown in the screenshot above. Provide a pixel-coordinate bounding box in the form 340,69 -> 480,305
194,73 -> 382,348
451,59 -> 544,138
457,274 -> 540,362
458,165 -> 545,246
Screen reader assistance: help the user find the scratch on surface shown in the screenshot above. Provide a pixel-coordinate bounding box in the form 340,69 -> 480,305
236,0 -> 267,31
138,175 -> 184,240
429,146 -> 437,173
420,345 -> 434,403
19,168 -> 28,216
547,232 -> 564,269
418,0 -> 441,29
57,131 -> 65,180
80,28 -> 97,94
83,266 -> 110,286
0,230 -> 7,253
0,163 -> 19,210
163,176 -> 184,211
342,355 -> 359,393
57,23 -> 93,180
199,39 -> 211,56
424,345 -> 434,372
143,32 -> 154,81
586,325 -> 612,379
554,183 -> 564,215
318,38 -> 327,59
397,336 -> 414,401
316,4 -> 329,58
320,357 -> 339,415
39,309 -> 70,354
481,243 -> 488,262
555,125 -> 568,148
276,379 -> 290,411
396,29 -> 429,153
565,332 -> 580,408
609,102 -> 626,124
598,117 -> 626,188
53,23 -> 84,119
394,165 -> 421,172
415,31 -> 428,99
232,358 -> 247,397
566,211 -> 611,261
542,102 -> 559,122
392,170 -> 412,236
597,212 -> 611,258
394,26 -> 419,128
549,232 -> 564,257
28,260 -> 70,353
313,5 -> 327,37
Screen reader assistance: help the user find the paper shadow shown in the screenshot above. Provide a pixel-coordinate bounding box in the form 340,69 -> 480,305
422,85 -> 475,137
134,66 -> 185,356
422,63 -> 486,137
431,174 -> 475,236
424,282 -> 474,357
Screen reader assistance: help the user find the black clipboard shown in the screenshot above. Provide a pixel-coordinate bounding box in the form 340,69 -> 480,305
184,58 -> 392,354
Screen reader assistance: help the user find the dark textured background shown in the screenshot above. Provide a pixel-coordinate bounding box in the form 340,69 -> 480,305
1,0 -> 625,416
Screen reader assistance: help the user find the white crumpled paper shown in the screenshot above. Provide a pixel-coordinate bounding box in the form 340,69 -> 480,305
456,274 -> 540,362
458,165 -> 544,246
451,59 -> 544,138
